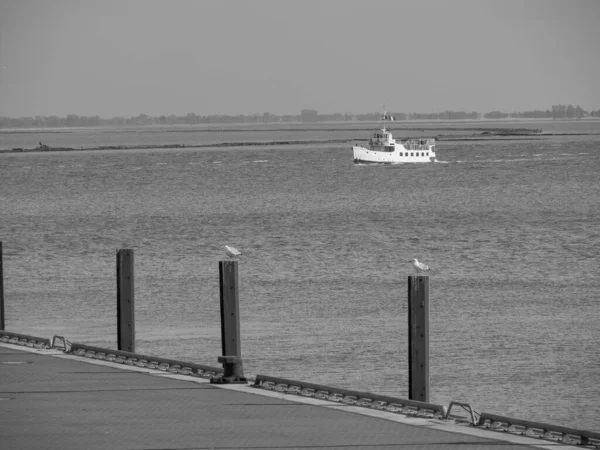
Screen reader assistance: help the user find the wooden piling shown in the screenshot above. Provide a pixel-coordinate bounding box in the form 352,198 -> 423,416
408,275 -> 429,402
212,260 -> 246,383
116,249 -> 135,353
0,242 -> 4,331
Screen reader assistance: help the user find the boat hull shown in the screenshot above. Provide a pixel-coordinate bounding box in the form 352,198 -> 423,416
352,145 -> 436,164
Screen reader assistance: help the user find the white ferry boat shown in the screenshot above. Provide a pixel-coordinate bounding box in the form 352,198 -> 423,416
353,128 -> 437,164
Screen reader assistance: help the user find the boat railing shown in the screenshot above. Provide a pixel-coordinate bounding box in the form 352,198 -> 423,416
404,138 -> 435,151
405,138 -> 435,145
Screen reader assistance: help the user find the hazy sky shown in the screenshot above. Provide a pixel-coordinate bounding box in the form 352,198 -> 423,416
1,0 -> 598,117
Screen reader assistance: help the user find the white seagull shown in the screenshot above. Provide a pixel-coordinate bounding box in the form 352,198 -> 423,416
411,258 -> 430,273
225,245 -> 242,259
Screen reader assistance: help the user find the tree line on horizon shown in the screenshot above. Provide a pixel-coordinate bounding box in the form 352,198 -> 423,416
1,104 -> 598,129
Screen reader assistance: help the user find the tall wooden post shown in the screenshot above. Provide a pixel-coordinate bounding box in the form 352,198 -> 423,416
116,249 -> 135,353
408,275 -> 429,402
211,260 -> 246,384
0,242 -> 5,331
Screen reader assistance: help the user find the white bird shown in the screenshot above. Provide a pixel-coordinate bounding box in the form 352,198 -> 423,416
411,258 -> 430,273
225,245 -> 242,259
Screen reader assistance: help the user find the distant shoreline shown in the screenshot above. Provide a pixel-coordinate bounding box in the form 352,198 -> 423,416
2,113 -> 599,131
0,139 -> 355,153
2,117 -> 600,134
2,128 -> 586,154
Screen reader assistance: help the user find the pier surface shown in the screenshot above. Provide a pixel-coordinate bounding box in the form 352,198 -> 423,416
0,344 -> 576,450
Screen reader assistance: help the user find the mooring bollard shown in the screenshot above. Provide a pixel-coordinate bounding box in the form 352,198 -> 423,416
116,249 -> 135,353
211,260 -> 247,384
0,241 -> 4,331
408,275 -> 429,402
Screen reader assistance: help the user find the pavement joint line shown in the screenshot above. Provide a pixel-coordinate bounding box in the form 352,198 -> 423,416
0,343 -> 580,450
0,387 -> 214,394
58,371 -> 155,374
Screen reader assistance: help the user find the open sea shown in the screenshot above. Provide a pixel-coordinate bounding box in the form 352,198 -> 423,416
1,120 -> 599,431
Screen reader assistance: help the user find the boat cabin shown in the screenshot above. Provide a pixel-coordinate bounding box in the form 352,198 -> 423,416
369,128 -> 394,148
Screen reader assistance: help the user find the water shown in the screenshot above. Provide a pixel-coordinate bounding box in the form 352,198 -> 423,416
1,121 -> 599,430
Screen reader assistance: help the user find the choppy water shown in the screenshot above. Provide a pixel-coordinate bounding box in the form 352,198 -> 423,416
1,121 -> 599,430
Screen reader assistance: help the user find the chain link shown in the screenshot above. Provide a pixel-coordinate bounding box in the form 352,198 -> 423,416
328,393 -> 344,402
341,395 -> 357,405
167,365 -> 181,373
273,383 -> 288,392
179,367 -> 192,376
286,385 -> 301,395
300,388 -> 315,397
370,400 -> 388,410
315,390 -> 330,400
356,398 -> 373,407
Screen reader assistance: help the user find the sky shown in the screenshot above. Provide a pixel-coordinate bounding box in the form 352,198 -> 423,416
0,0 -> 599,118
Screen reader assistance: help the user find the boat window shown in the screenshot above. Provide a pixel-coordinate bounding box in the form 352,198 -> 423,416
411,152 -> 414,156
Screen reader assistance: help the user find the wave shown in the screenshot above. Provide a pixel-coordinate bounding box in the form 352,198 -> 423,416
453,154 -> 583,164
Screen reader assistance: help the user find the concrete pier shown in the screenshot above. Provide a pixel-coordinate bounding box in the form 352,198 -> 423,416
0,343 -> 580,450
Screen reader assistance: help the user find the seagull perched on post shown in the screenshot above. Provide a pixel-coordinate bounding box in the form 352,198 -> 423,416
411,258 -> 430,273
225,245 -> 242,259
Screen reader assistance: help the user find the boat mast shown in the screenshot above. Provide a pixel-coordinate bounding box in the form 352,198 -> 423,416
380,104 -> 395,132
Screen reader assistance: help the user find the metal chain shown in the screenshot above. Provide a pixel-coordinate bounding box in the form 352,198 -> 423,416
477,416 -> 600,448
252,378 -> 441,419
0,334 -> 49,349
70,347 -> 217,378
